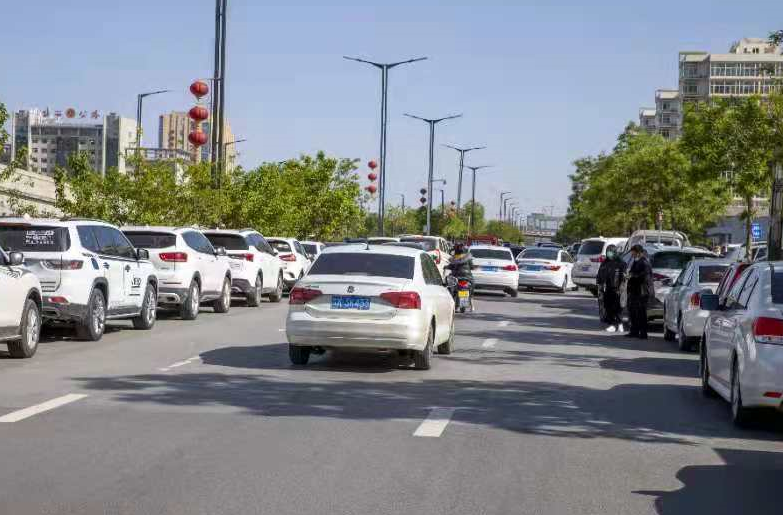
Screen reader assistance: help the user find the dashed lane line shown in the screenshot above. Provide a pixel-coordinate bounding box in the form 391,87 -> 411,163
0,394 -> 89,423
498,321 -> 510,327
158,356 -> 202,372
481,338 -> 498,349
413,408 -> 456,438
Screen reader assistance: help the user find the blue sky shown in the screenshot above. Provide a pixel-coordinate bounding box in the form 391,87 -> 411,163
1,0 -> 780,219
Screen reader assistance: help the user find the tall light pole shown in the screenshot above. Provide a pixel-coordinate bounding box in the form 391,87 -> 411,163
344,56 -> 427,236
503,197 -> 514,222
444,144 -> 486,211
399,193 -> 405,211
499,191 -> 511,219
211,0 -> 229,190
434,188 -> 445,215
136,89 -> 170,150
222,138 -> 246,173
405,113 -> 462,235
464,165 -> 493,235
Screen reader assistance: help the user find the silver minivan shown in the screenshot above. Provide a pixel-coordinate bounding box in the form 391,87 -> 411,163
572,237 -> 627,295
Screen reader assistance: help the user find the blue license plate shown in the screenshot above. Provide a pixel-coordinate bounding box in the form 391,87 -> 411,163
482,266 -> 498,272
331,295 -> 371,310
525,265 -> 542,271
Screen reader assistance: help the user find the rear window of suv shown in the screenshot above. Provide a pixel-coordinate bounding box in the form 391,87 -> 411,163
578,240 -> 605,255
124,231 -> 176,249
470,249 -> 513,260
309,253 -> 415,279
400,237 -> 437,251
0,224 -> 70,252
269,240 -> 292,253
652,252 -> 713,270
204,233 -> 249,250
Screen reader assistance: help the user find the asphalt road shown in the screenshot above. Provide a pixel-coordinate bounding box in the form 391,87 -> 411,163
1,290 -> 781,515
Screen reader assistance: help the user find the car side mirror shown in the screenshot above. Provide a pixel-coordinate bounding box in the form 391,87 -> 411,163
700,293 -> 719,311
8,251 -> 24,266
214,246 -> 227,257
136,248 -> 150,261
305,253 -> 314,261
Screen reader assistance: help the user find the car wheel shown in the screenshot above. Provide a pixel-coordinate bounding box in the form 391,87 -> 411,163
506,287 -> 518,298
700,339 -> 717,397
414,323 -> 434,370
663,311 -> 676,341
731,358 -> 753,427
180,280 -> 200,321
589,287 -> 598,298
560,277 -> 568,294
76,288 -> 106,341
677,316 -> 692,352
212,277 -> 231,313
247,274 -> 263,307
289,344 -> 311,365
268,273 -> 283,303
132,283 -> 157,330
437,318 -> 454,355
7,299 -> 41,358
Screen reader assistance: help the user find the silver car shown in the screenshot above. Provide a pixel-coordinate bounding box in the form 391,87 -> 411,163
572,237 -> 627,295
700,262 -> 783,426
663,259 -> 731,351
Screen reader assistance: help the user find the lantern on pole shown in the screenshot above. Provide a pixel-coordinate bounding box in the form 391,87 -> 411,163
366,184 -> 378,195
190,80 -> 209,100
188,130 -> 208,147
367,172 -> 378,181
188,105 -> 209,122
368,160 -> 378,170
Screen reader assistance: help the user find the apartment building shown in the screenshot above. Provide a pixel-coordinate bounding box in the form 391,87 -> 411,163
158,112 -> 237,168
638,108 -> 656,134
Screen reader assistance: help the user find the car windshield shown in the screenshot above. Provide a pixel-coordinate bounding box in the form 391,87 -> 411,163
308,252 -> 415,279
698,264 -> 729,284
123,231 -> 176,249
0,224 -> 70,252
578,241 -> 604,255
470,249 -> 512,260
269,240 -> 292,253
520,248 -> 559,260
302,244 -> 318,255
652,252 -> 713,270
399,237 -> 437,251
204,234 -> 249,250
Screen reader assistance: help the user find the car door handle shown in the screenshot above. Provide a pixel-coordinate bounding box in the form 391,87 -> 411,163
124,265 -> 131,272
103,262 -> 110,269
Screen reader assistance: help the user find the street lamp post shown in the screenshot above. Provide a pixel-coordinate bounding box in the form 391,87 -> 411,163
222,138 -> 247,174
434,188 -> 445,215
344,56 -> 427,236
405,113 -> 462,235
503,197 -> 515,222
399,193 -> 405,211
444,145 -> 486,211
499,191 -> 511,220
136,89 -> 170,150
464,165 -> 493,235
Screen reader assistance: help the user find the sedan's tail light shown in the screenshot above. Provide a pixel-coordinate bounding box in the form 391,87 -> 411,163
241,253 -> 254,262
159,252 -> 188,262
688,292 -> 701,309
752,317 -> 783,344
280,253 -> 297,262
544,265 -> 561,271
653,272 -> 669,282
503,264 -> 518,271
289,287 -> 322,305
590,256 -> 605,263
43,259 -> 83,270
432,250 -> 442,265
380,291 -> 421,310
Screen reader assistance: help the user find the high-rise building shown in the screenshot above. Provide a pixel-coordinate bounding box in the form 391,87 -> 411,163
654,89 -> 681,140
11,109 -> 137,176
158,112 -> 237,168
638,108 -> 657,134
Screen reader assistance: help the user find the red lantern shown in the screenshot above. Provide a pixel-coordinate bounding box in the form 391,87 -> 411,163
368,160 -> 378,170
419,188 -> 427,195
366,184 -> 378,194
188,130 -> 208,147
367,172 -> 377,181
190,80 -> 209,99
188,105 -> 209,122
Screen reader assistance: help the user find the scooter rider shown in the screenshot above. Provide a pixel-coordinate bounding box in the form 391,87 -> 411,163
446,243 -> 474,282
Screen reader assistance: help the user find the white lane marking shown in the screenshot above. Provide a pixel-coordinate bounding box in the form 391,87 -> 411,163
278,328 -> 286,332
0,394 -> 89,423
482,338 -> 498,349
159,355 -> 202,372
413,408 -> 456,438
498,321 -> 510,327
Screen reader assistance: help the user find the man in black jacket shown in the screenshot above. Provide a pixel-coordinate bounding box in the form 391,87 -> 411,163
626,244 -> 653,339
596,244 -> 626,332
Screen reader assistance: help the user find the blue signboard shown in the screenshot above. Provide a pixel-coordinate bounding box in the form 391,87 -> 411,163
751,222 -> 763,241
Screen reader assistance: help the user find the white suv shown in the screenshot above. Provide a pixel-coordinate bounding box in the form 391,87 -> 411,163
399,236 -> 452,279
122,227 -> 233,320
203,229 -> 284,305
0,218 -> 158,341
268,238 -> 311,290
0,248 -> 42,358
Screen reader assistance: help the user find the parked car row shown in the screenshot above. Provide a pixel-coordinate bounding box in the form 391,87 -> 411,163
0,217 -> 319,358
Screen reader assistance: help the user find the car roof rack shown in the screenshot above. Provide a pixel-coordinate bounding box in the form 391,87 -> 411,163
60,217 -> 108,223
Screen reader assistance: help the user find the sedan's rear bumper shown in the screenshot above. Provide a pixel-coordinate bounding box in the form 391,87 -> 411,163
573,275 -> 596,287
286,312 -> 427,351
472,271 -> 517,290
518,274 -> 562,288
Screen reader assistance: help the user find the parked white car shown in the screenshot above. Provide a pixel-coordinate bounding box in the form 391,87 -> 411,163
286,245 -> 455,369
268,238 -> 311,289
399,236 -> 451,278
663,259 -> 730,351
122,226 -> 232,320
0,248 -> 42,358
203,229 -> 284,305
517,247 -> 576,293
0,218 -> 158,341
468,245 -> 519,297
700,262 -> 783,426
301,241 -> 326,259
572,237 -> 627,295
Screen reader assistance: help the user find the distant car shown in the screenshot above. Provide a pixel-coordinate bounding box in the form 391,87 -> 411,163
537,242 -> 562,249
517,247 -> 575,293
699,262 -> 783,426
508,245 -> 526,259
572,237 -> 628,295
663,259 -> 731,350
268,238 -> 311,290
468,245 -> 519,297
367,237 -> 400,244
626,230 -> 690,250
0,248 -> 42,358
301,241 -> 326,259
399,236 -> 451,278
285,245 -> 455,369
384,241 -> 427,251
0,218 -> 158,342
122,226 -> 233,319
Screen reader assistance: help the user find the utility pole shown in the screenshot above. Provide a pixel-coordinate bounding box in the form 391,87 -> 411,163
135,90 -> 170,152
464,165 -> 493,235
405,113 -> 462,235
444,144 -> 486,211
768,155 -> 783,261
345,56 -> 427,236
399,193 -> 405,211
211,0 -> 228,189
499,191 -> 511,220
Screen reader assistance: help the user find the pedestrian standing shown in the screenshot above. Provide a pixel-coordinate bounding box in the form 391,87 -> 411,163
626,244 -> 653,339
596,244 -> 626,332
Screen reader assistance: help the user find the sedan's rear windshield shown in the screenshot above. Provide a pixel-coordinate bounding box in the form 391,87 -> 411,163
302,244 -> 318,255
204,234 -> 249,250
578,240 -> 605,255
269,240 -> 292,253
0,225 -> 70,252
652,252 -> 713,270
124,231 -> 176,249
470,249 -> 513,260
698,265 -> 729,284
772,270 -> 783,304
400,237 -> 437,251
309,253 -> 415,279
520,248 -> 559,260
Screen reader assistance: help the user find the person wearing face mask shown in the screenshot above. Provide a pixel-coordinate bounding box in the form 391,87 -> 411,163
626,244 -> 653,339
596,244 -> 626,332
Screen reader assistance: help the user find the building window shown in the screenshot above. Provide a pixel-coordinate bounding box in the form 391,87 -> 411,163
31,157 -> 38,163
32,138 -> 39,144
41,138 -> 47,144
662,115 -> 672,124
683,83 -> 698,94
32,148 -> 38,153
660,129 -> 670,139
41,158 -> 47,163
